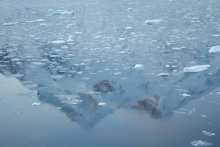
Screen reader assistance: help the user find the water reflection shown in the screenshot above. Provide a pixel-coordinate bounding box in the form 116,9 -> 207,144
38,90 -> 113,129
1,0 -> 220,130
1,40 -> 220,128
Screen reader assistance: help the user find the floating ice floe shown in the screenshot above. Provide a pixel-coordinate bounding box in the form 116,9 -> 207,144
50,40 -> 66,44
183,65 -> 211,73
209,46 -> 220,53
202,131 -> 215,137
213,34 -> 220,37
3,22 -> 18,26
125,27 -> 133,30
51,10 -> 74,15
146,19 -> 162,25
98,102 -> 106,106
172,47 -> 184,50
32,62 -> 45,65
35,19 -> 45,22
173,108 -> 196,115
183,94 -> 191,97
191,140 -> 212,146
40,23 -> 48,26
113,72 -> 121,75
32,102 -> 41,106
157,73 -> 169,77
201,115 -> 208,118
133,64 -> 144,69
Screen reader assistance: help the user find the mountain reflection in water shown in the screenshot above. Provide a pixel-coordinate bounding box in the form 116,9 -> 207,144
0,0 -> 220,129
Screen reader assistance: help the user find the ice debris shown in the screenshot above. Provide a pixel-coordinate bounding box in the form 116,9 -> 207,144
50,40 -> 66,44
98,102 -> 106,106
157,73 -> 169,77
3,22 -> 18,26
209,46 -> 220,53
133,64 -> 144,69
183,65 -> 210,73
183,94 -> 191,97
32,102 -> 41,106
202,131 -> 215,137
173,108 -> 196,115
51,10 -> 74,15
146,19 -> 162,25
191,140 -> 212,146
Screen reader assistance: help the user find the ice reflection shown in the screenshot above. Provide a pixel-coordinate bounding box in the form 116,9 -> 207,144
38,90 -> 113,129
1,0 -> 220,130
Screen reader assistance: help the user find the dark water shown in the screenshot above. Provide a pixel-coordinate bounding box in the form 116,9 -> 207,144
0,0 -> 220,146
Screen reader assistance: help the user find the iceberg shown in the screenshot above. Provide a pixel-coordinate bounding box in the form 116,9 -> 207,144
183,65 -> 211,73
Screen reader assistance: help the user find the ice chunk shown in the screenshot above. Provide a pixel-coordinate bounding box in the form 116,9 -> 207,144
201,115 -> 208,118
133,64 -> 144,69
157,73 -> 169,77
32,102 -> 41,106
113,72 -> 121,75
40,23 -> 48,26
11,58 -> 21,62
209,46 -> 220,53
183,94 -> 191,97
98,102 -> 106,106
51,10 -> 74,15
50,40 -> 66,44
146,19 -> 162,25
125,27 -> 133,30
213,34 -> 220,37
3,22 -> 18,26
202,131 -> 215,137
173,108 -> 196,115
35,19 -> 45,22
26,20 -> 36,23
191,140 -> 212,146
183,65 -> 210,73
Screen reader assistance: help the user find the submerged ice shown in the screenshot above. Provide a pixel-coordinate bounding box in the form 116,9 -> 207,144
202,131 -> 215,137
191,140 -> 212,146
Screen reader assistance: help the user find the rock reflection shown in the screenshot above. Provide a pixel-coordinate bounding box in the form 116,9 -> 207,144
38,89 -> 113,129
93,80 -> 116,93
133,95 -> 161,119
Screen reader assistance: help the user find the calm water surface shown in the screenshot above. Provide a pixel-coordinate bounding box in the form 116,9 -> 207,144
0,0 -> 220,146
